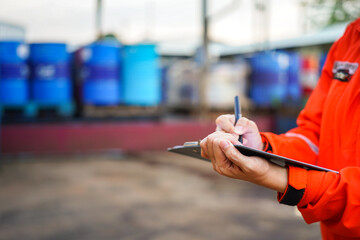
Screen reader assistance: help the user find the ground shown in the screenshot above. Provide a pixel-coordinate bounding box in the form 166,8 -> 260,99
0,152 -> 321,240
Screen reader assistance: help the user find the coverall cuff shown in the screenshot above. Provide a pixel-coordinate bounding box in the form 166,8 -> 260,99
260,132 -> 279,154
260,133 -> 273,152
278,166 -> 308,206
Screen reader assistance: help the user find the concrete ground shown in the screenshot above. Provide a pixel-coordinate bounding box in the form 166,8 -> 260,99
0,152 -> 321,240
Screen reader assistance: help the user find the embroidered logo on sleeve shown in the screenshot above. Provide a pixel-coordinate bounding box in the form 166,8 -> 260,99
333,61 -> 358,82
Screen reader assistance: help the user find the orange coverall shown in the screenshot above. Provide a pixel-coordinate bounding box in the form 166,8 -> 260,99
261,18 -> 360,239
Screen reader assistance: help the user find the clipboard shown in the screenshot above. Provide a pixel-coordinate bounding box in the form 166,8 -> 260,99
168,141 -> 338,173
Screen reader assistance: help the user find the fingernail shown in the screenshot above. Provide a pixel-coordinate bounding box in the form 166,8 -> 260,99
220,140 -> 230,150
234,126 -> 243,134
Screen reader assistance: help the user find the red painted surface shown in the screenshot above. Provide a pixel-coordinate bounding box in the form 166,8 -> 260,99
1,120 -> 217,155
1,114 -> 274,155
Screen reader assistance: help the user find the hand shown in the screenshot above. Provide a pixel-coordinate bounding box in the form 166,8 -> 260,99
200,131 -> 288,193
215,114 -> 264,151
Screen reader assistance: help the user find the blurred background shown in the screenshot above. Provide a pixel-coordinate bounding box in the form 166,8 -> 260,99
0,0 -> 359,239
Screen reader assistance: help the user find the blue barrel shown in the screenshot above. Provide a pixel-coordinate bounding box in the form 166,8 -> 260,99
29,43 -> 72,104
32,79 -> 71,104
83,80 -> 119,105
249,51 -> 289,107
0,41 -> 28,63
82,64 -> 119,80
0,63 -> 28,79
0,41 -> 29,105
81,41 -> 121,105
29,43 -> 68,63
287,52 -> 301,102
81,42 -> 120,65
123,44 -> 161,106
0,79 -> 28,105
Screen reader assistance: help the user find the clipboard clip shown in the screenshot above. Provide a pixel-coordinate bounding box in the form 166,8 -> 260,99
183,141 -> 201,147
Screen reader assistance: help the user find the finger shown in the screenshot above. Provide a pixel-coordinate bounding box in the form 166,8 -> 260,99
233,117 -> 250,135
200,138 -> 209,159
206,132 -> 237,171
216,114 -> 235,133
214,164 -> 222,175
213,137 -> 233,170
206,134 -> 217,169
217,133 -> 241,146
231,132 -> 240,140
234,117 -> 258,135
220,139 -> 248,169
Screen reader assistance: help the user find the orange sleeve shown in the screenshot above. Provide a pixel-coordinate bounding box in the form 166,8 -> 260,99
230,20 -> 360,238
260,21 -> 360,237
297,167 -> 360,237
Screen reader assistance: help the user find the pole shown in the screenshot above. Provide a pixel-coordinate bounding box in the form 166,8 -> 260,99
95,0 -> 103,39
199,0 -> 209,118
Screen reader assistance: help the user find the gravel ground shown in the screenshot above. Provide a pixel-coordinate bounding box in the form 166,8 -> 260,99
0,152 -> 321,240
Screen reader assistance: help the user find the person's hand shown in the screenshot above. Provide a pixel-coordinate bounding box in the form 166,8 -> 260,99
200,131 -> 287,193
215,114 -> 264,151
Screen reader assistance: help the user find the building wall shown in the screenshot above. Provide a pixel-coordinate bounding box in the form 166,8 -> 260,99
0,21 -> 25,40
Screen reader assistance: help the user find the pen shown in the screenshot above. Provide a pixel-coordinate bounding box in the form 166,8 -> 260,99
234,96 -> 243,144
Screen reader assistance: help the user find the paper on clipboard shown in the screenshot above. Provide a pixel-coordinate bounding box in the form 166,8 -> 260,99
168,142 -> 338,173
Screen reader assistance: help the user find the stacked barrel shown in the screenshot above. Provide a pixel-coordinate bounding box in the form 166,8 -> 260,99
29,43 -> 73,116
249,51 -> 290,107
0,41 -> 28,107
286,52 -> 301,103
123,44 -> 160,106
81,42 -> 121,105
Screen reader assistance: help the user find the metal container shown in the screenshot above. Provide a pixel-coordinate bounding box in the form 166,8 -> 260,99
122,44 -> 161,106
0,41 -> 28,63
80,41 -> 121,105
29,43 -> 68,63
286,52 -> 301,102
249,51 -> 289,107
0,41 -> 28,105
29,43 -> 72,104
0,79 -> 28,105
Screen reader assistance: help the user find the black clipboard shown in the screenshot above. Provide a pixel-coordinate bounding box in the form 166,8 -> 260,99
168,142 -> 338,173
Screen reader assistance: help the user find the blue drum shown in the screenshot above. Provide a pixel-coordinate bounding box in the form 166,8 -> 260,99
249,51 -> 289,107
81,42 -> 120,65
0,79 -> 28,105
122,44 -> 161,106
29,43 -> 68,63
0,41 -> 28,105
29,43 -> 72,104
83,80 -> 120,105
0,41 -> 28,63
81,41 -> 121,105
287,52 -> 301,102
